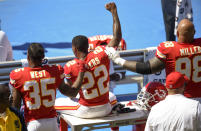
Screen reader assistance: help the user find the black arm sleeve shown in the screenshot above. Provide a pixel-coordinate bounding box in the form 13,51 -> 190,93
136,61 -> 152,74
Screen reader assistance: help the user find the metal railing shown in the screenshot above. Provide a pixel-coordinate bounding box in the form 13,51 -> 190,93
0,49 -> 147,88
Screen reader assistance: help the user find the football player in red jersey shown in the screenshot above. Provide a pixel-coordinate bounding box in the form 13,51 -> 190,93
54,2 -> 121,121
107,19 -> 201,101
88,35 -> 127,92
88,35 -> 126,52
10,43 -> 86,131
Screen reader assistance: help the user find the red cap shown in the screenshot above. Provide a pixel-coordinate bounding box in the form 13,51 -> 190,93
166,72 -> 189,89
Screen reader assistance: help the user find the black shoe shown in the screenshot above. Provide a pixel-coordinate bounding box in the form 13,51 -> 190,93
112,103 -> 136,114
117,107 -> 136,113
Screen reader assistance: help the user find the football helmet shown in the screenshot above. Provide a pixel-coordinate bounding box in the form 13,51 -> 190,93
127,82 -> 167,110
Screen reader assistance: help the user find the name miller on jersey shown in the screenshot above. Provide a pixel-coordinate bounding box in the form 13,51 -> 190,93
180,46 -> 201,56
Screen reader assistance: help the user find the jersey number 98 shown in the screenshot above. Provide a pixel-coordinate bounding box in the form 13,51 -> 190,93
176,56 -> 201,83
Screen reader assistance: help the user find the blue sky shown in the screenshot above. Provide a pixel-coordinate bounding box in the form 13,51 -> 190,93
0,0 -> 200,59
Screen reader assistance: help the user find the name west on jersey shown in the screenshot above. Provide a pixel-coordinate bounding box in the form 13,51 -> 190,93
30,70 -> 46,79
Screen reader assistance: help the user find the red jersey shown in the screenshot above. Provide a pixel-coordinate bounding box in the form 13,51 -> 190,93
10,65 -> 64,123
64,46 -> 110,106
156,38 -> 201,98
88,35 -> 126,51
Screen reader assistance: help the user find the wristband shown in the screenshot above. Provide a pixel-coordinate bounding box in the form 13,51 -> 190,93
114,57 -> 126,66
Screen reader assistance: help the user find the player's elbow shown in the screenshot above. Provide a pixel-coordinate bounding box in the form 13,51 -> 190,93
59,87 -> 79,98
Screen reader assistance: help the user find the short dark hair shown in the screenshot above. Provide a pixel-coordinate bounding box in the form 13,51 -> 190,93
28,43 -> 45,63
72,35 -> 88,53
0,83 -> 10,101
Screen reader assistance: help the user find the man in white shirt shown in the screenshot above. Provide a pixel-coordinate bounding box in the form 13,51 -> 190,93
0,30 -> 13,61
145,72 -> 201,131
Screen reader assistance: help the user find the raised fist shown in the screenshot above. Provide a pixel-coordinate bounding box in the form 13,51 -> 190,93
105,2 -> 117,13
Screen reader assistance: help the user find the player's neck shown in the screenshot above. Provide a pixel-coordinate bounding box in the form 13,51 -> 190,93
29,63 -> 42,68
178,37 -> 194,43
78,52 -> 87,60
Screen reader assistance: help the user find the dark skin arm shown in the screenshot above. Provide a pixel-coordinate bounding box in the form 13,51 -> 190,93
122,57 -> 165,74
11,86 -> 22,109
105,2 -> 122,48
58,72 -> 85,98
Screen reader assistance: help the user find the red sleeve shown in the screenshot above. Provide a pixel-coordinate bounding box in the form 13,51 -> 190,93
117,38 -> 127,51
9,69 -> 23,91
155,41 -> 173,61
121,38 -> 127,50
55,64 -> 64,86
64,61 -> 73,80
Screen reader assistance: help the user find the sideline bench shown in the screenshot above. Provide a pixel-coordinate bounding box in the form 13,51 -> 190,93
59,100 -> 148,131
60,109 -> 148,131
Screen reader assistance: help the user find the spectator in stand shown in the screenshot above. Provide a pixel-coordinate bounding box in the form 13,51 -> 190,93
161,0 -> 193,41
0,30 -> 13,61
145,72 -> 201,131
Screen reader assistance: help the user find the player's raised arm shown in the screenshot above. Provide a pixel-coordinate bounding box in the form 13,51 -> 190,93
58,60 -> 86,97
106,2 -> 122,48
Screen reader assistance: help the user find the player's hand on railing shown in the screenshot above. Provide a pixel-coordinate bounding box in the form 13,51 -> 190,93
105,47 -> 120,60
105,47 -> 126,66
105,2 -> 117,14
